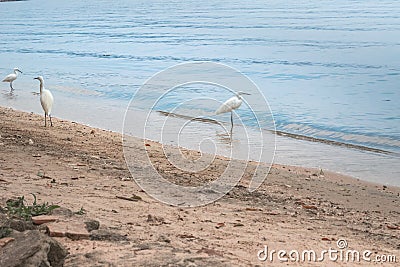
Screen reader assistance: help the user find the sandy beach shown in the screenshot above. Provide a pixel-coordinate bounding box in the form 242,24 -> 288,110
0,106 -> 399,266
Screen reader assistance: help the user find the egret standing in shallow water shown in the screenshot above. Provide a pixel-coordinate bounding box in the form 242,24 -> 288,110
34,76 -> 54,127
2,67 -> 22,91
215,91 -> 250,134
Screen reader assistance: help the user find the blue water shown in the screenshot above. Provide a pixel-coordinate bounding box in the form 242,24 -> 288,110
0,0 -> 399,184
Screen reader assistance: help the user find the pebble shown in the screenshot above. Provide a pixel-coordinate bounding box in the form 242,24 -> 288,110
47,220 -> 90,240
0,237 -> 15,248
32,215 -> 59,225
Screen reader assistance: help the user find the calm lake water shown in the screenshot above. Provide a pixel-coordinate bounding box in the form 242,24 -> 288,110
0,0 -> 399,185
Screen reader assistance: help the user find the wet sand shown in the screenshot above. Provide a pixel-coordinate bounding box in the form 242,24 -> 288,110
0,106 -> 399,266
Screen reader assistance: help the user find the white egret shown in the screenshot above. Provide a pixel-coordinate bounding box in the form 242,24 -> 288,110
2,67 -> 22,91
215,91 -> 250,133
34,76 -> 54,127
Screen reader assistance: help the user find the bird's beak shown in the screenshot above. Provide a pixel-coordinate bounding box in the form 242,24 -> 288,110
18,70 -> 23,73
33,77 -> 38,80
242,92 -> 251,95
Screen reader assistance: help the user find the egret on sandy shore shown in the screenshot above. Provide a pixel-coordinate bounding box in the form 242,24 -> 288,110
2,67 -> 22,91
215,91 -> 250,134
34,76 -> 54,127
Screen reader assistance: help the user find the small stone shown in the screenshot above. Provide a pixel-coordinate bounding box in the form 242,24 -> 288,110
32,215 -> 58,225
9,218 -> 35,232
46,224 -> 65,238
84,220 -> 100,232
51,207 -> 74,217
90,229 -> 128,241
387,225 -> 399,230
216,222 -> 225,229
47,220 -> 90,240
0,237 -> 15,247
28,139 -> 34,145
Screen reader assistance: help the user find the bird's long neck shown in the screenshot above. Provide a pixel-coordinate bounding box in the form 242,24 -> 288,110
39,81 -> 44,94
236,94 -> 242,100
14,70 -> 18,76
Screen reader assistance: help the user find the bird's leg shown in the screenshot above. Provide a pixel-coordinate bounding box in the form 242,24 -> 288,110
10,82 -> 14,91
230,111 -> 233,139
44,114 -> 47,127
49,115 -> 53,127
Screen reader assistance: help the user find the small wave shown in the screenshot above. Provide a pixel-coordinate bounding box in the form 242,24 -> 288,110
0,47 -> 387,71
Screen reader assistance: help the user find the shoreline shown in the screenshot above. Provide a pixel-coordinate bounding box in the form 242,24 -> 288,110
2,88 -> 399,187
1,106 -> 399,266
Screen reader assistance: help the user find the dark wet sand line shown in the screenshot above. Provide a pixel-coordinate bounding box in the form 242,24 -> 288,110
157,110 -> 393,155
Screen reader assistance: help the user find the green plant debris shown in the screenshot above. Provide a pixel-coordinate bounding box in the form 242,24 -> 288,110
2,194 -> 60,221
0,227 -> 12,238
75,207 -> 86,215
